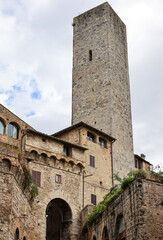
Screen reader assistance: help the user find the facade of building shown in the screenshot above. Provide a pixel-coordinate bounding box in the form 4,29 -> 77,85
72,2 -> 134,178
0,2 -> 162,240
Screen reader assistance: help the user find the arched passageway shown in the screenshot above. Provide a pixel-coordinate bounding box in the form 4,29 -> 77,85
116,214 -> 126,240
46,198 -> 72,240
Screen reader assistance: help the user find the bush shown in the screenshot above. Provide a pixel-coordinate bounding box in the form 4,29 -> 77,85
23,165 -> 33,189
31,184 -> 39,198
121,176 -> 134,190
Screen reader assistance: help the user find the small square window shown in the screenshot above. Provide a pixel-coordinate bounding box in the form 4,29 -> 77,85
91,194 -> 96,205
56,174 -> 62,183
89,155 -> 95,168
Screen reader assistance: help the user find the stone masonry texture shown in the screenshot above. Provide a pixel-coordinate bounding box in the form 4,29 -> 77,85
81,179 -> 163,240
72,2 -> 134,178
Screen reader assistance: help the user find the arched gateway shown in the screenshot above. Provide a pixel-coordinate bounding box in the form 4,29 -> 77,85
46,198 -> 72,240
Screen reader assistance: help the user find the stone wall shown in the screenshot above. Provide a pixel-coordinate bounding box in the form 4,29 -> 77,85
81,179 -> 163,240
0,161 -> 30,240
72,2 -> 134,179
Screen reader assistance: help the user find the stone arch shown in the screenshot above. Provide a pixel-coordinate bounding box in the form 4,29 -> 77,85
14,228 -> 20,240
48,155 -> 57,166
102,226 -> 109,240
115,214 -> 126,240
77,162 -> 84,171
46,198 -> 72,240
40,153 -> 48,163
31,150 -> 38,156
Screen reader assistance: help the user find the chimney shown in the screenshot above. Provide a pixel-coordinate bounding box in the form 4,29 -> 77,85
140,154 -> 146,159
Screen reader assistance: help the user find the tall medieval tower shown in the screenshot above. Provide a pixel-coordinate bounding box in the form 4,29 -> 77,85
72,2 -> 134,178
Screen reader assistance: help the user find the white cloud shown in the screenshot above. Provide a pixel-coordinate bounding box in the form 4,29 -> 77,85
0,0 -> 162,167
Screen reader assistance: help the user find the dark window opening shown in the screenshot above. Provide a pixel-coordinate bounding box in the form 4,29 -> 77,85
91,194 -> 96,205
87,132 -> 95,142
56,174 -> 61,183
63,145 -> 71,157
99,137 -> 106,148
138,160 -> 142,169
102,226 -> 109,240
89,50 -> 92,61
32,170 -> 41,187
135,159 -> 138,168
89,155 -> 95,167
15,228 -> 19,240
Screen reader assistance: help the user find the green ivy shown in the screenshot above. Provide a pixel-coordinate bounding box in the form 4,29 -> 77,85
121,176 -> 134,190
84,171 -> 149,228
23,165 -> 33,189
31,184 -> 39,198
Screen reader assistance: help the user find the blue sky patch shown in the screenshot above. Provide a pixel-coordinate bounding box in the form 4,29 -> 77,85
31,90 -> 41,99
30,79 -> 42,100
26,111 -> 36,117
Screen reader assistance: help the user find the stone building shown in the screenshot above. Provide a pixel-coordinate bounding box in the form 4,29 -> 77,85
72,2 -> 134,178
81,179 -> 163,240
0,2 -> 162,240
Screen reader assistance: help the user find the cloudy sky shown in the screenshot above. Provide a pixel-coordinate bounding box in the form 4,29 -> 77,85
0,0 -> 162,167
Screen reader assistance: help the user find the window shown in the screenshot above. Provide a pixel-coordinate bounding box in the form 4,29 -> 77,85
99,137 -> 106,148
63,145 -> 71,157
91,194 -> 96,205
7,123 -> 19,139
102,226 -> 109,240
0,119 -> 5,134
138,160 -> 142,169
135,159 -> 138,168
116,214 -> 126,240
89,50 -> 92,61
56,174 -> 62,183
87,132 -> 95,142
32,170 -> 41,187
89,155 -> 95,167
15,228 -> 19,240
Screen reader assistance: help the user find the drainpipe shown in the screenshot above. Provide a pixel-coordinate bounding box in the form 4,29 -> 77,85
111,140 -> 115,187
21,130 -> 27,154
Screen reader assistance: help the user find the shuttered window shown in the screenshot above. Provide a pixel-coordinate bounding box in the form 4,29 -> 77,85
89,155 -> 95,167
91,194 -> 96,205
32,170 -> 41,187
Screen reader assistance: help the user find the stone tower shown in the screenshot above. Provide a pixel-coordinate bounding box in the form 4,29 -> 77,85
72,2 -> 134,178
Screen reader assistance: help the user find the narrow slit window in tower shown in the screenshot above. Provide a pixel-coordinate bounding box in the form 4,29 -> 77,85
89,50 -> 92,61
